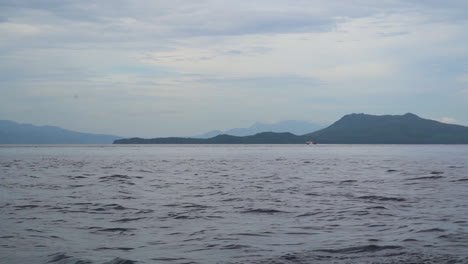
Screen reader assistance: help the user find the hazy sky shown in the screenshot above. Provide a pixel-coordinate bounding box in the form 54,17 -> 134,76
1,0 -> 467,137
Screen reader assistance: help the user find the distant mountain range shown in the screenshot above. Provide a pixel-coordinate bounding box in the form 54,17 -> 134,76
193,120 -> 323,138
116,132 -> 307,144
0,120 -> 121,144
114,113 -> 468,144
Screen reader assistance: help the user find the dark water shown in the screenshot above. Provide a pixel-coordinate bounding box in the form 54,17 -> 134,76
1,145 -> 467,264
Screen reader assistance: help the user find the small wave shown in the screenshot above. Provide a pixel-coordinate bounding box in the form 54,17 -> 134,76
25,228 -> 45,233
406,175 -> 444,180
47,253 -> 137,264
453,178 -> 468,182
150,257 -> 187,261
368,224 -> 387,228
99,174 -> 131,181
352,210 -> 370,216
221,197 -> 244,202
233,233 -> 270,237
45,253 -> 96,264
93,228 -> 135,233
69,202 -> 93,206
94,247 -> 134,251
367,206 -> 388,210
317,244 -> 403,254
15,205 -> 40,209
112,195 -> 136,199
357,195 -> 406,202
67,184 -> 86,188
340,180 -> 357,184
163,203 -> 211,209
417,228 -> 446,233
98,174 -> 136,185
173,215 -> 192,219
102,258 -> 136,264
296,212 -> 322,217
438,233 -> 468,243
102,204 -> 130,210
68,176 -> 87,179
220,244 -> 251,250
241,208 -> 288,214
135,209 -> 154,214
165,212 -> 203,220
111,217 -> 146,223
284,232 -> 318,235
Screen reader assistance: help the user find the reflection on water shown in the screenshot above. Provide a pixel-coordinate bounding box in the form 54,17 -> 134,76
1,145 -> 467,263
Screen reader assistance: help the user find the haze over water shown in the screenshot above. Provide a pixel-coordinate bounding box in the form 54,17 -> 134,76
1,145 -> 468,263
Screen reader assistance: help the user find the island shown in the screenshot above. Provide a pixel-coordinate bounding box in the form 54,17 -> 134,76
114,113 -> 468,144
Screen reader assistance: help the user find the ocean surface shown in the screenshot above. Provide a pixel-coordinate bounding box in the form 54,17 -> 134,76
1,144 -> 467,264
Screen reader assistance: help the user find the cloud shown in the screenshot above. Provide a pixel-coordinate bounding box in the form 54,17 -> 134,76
0,22 -> 42,35
458,73 -> 468,83
1,0 -> 468,137
432,117 -> 463,125
3,0 -> 466,46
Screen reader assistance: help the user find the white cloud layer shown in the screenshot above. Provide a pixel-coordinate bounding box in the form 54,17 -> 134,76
1,0 -> 468,137
432,117 -> 464,125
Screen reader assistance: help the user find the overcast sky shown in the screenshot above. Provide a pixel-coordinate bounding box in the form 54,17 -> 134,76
1,0 -> 467,137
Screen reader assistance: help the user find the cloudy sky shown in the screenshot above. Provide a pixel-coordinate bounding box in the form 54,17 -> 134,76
1,0 -> 467,137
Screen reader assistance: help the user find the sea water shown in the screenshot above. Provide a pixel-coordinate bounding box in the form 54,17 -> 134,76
1,145 -> 467,263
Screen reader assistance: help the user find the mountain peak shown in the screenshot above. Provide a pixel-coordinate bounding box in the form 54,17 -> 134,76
307,113 -> 468,144
403,113 -> 419,118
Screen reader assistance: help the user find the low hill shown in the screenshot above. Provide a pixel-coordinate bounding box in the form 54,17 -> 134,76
114,132 -> 311,144
306,113 -> 468,144
0,120 -> 121,144
193,120 -> 322,138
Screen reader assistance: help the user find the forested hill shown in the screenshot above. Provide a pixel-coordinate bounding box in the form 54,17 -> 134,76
114,132 -> 311,144
114,113 -> 468,144
305,113 -> 468,144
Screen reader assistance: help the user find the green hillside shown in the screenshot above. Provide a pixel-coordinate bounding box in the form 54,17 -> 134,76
114,113 -> 468,144
306,113 -> 468,144
114,132 -> 310,144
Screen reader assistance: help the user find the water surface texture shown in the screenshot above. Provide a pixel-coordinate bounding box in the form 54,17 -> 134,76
1,145 -> 468,263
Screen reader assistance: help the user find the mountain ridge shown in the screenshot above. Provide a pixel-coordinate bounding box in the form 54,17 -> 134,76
115,113 -> 468,144
304,113 -> 468,144
193,120 -> 323,138
115,132 -> 309,144
0,120 -> 121,144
